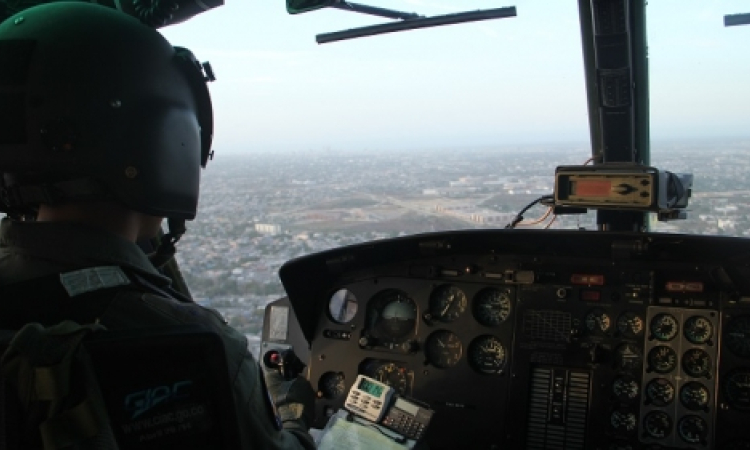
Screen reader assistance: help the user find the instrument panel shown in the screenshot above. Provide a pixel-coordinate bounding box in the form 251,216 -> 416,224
276,230 -> 750,449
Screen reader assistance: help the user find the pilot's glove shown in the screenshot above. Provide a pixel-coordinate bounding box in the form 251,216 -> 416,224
264,368 -> 316,433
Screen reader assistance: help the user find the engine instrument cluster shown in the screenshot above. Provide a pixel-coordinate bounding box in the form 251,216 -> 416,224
278,230 -> 750,449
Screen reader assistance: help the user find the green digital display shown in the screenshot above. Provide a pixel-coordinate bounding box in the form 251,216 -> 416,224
358,377 -> 384,397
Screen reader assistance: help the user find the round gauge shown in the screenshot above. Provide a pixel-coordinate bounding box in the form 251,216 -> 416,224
610,409 -> 637,433
648,346 -> 678,374
684,315 -> 713,345
650,313 -> 679,341
723,368 -> 750,411
615,343 -> 643,371
680,381 -> 710,410
643,410 -> 672,439
678,415 -> 708,445
328,289 -> 358,324
725,316 -> 750,358
367,289 -> 417,345
318,371 -> 346,399
371,362 -> 409,395
612,376 -> 639,402
468,335 -> 506,375
682,348 -> 711,378
429,285 -> 467,323
425,330 -> 463,369
617,312 -> 644,338
585,308 -> 612,335
645,378 -> 675,406
473,288 -> 512,327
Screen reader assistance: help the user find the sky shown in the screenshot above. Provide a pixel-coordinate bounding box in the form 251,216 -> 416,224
161,0 -> 750,154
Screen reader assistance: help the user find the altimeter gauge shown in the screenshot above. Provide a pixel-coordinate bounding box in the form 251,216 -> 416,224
473,288 -> 512,327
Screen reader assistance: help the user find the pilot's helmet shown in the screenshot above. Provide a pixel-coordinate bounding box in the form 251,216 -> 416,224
0,1 -> 214,219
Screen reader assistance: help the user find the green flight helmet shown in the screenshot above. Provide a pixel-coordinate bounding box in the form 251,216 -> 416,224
0,1 -> 215,220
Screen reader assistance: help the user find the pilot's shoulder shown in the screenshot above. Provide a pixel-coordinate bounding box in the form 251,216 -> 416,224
109,289 -> 236,335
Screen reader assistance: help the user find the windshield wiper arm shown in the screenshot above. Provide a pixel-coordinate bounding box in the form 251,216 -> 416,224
725,13 -> 750,26
317,6 -> 516,44
331,0 -> 422,20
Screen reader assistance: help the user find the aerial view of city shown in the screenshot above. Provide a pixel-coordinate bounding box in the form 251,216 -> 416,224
172,138 -> 750,353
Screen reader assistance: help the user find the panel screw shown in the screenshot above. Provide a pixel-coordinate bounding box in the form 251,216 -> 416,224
125,166 -> 138,178
110,99 -> 122,108
14,17 -> 24,25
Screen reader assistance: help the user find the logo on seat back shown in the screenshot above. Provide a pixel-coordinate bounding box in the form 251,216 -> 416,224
125,380 -> 193,420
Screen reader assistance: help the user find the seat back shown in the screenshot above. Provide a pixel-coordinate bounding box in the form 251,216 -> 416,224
1,325 -> 242,450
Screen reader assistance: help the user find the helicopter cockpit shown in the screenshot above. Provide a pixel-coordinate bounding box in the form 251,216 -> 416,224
253,2 -> 750,449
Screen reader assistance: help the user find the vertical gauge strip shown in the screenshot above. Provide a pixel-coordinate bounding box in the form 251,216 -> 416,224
641,306 -> 718,449
525,367 -> 590,449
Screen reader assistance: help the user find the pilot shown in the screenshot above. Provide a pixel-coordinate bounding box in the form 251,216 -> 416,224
0,2 -> 315,449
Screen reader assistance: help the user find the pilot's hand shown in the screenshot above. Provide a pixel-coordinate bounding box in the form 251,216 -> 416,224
264,368 -> 316,431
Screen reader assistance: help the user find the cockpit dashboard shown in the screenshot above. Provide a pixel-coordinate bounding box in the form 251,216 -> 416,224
266,230 -> 750,449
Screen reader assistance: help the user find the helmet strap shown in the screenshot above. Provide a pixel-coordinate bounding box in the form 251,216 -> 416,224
150,217 -> 186,268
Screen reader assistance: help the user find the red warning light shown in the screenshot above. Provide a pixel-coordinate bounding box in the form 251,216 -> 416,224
580,290 -> 601,301
571,274 -> 605,286
665,281 -> 704,293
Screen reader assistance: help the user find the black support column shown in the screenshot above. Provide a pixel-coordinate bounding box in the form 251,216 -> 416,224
578,0 -> 650,231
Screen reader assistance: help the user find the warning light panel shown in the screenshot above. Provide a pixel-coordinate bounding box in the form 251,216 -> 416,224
665,281 -> 704,293
571,274 -> 605,286
580,290 -> 601,301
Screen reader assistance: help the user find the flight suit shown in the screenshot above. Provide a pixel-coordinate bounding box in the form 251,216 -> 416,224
0,218 -> 316,450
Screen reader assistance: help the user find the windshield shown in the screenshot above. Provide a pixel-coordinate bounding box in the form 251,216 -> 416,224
161,1 -> 750,346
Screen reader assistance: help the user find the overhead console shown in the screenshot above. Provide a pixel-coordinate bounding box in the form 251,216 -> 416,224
276,230 -> 750,449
